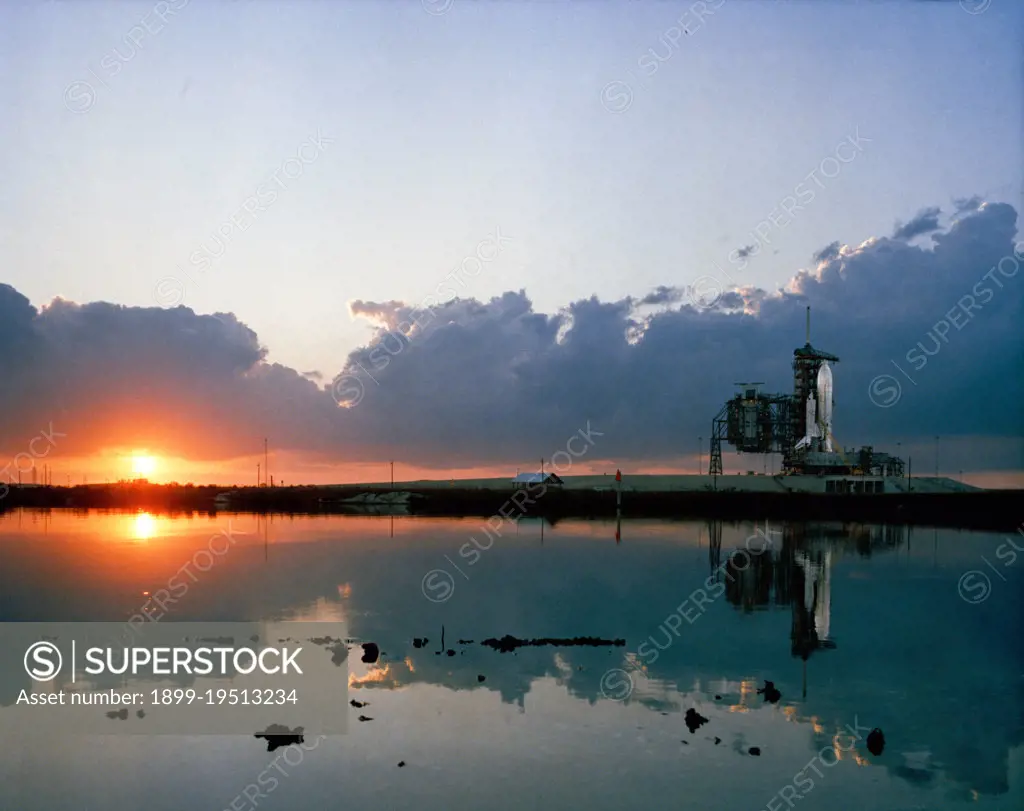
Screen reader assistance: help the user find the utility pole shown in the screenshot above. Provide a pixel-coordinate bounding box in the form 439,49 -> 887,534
257,464 -> 261,487
264,438 -> 269,487
934,435 -> 939,477
390,460 -> 394,490
698,436 -> 702,475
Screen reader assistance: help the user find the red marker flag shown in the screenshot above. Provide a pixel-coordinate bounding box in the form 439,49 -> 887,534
615,469 -> 621,482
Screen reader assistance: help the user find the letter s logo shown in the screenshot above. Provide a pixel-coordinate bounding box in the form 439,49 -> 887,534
24,641 -> 63,681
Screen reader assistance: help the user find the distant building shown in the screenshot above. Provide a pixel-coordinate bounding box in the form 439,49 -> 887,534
511,472 -> 563,489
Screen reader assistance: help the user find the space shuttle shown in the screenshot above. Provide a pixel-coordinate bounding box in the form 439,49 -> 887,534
795,361 -> 834,451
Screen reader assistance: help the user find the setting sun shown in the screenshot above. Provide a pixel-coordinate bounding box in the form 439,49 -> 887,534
131,454 -> 158,478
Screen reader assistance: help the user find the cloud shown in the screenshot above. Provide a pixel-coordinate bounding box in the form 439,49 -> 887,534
1,200 -> 1021,473
892,206 -> 942,240
812,241 -> 842,264
954,195 -> 982,214
638,286 -> 684,306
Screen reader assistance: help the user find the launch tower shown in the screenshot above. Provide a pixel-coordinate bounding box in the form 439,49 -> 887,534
708,307 -> 904,479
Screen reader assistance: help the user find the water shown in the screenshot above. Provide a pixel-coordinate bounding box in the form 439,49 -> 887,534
1,510 -> 1021,810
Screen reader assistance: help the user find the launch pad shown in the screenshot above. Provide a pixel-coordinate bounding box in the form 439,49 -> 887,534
709,308 -> 904,480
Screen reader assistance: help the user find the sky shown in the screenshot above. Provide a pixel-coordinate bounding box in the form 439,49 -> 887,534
0,0 -> 1022,486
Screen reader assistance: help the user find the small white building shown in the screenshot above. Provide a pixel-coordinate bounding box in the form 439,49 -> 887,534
511,472 -> 564,489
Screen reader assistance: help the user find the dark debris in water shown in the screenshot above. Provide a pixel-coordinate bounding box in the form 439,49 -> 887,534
412,638 -> 428,648
310,636 -> 348,666
749,746 -> 761,756
350,699 -> 368,708
480,635 -> 626,653
358,715 -> 373,723
757,680 -> 782,704
255,724 -> 305,752
684,709 -> 709,733
867,728 -> 885,756
361,642 -> 380,664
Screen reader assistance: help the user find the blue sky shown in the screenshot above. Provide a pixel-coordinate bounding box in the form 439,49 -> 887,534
1,0 -> 1019,376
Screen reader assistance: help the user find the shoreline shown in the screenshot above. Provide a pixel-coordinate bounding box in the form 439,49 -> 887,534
2,483 -> 1021,532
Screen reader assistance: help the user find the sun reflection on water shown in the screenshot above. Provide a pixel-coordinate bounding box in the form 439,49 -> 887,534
132,512 -> 157,541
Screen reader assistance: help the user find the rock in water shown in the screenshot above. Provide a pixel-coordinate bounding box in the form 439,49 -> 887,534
254,724 -> 305,752
480,635 -> 626,653
757,680 -> 782,703
361,642 -> 380,664
749,747 -> 761,756
867,728 -> 885,756
684,708 -> 709,733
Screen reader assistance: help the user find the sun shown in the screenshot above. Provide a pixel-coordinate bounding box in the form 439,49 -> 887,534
131,454 -> 158,478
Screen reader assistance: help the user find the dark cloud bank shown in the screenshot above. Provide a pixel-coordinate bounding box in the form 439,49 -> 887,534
0,200 -> 1021,471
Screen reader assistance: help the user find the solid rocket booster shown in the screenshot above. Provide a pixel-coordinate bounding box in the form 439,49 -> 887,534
805,392 -> 819,438
795,390 -> 819,450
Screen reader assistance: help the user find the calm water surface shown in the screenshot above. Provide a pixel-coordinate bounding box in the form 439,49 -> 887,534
1,509 -> 1022,810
